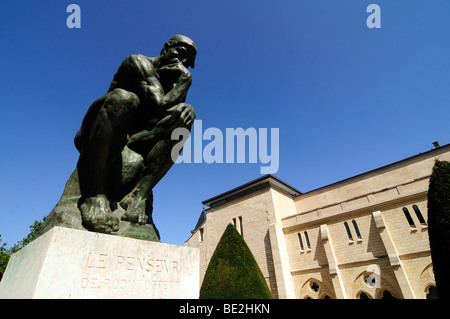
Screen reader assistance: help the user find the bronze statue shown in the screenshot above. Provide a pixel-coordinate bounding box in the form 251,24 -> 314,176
38,35 -> 197,241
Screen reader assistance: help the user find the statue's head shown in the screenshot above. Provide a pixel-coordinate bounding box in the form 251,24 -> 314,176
160,34 -> 197,69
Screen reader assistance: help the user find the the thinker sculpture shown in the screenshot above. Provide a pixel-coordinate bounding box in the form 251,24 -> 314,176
38,35 -> 197,241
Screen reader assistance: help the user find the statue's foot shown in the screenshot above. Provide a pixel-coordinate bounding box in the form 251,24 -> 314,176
119,193 -> 133,210
80,194 -> 119,233
121,197 -> 148,226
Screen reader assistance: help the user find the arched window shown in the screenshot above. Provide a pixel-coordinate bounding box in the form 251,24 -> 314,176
403,207 -> 416,228
426,285 -> 438,299
239,216 -> 243,236
352,220 -> 362,239
412,205 -> 427,225
359,292 -> 370,299
344,222 -> 353,241
304,231 -> 311,249
381,290 -> 397,299
298,233 -> 304,251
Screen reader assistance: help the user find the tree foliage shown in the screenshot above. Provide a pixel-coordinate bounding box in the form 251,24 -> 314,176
199,223 -> 272,299
0,235 -> 9,281
0,219 -> 42,281
427,159 -> 450,299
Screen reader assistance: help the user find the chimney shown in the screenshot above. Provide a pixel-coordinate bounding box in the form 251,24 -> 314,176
432,141 -> 441,149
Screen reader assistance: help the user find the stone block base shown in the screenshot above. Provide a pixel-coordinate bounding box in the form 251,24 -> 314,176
0,227 -> 199,299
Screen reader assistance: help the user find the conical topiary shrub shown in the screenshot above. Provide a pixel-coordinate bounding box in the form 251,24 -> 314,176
199,223 -> 272,299
427,159 -> 450,299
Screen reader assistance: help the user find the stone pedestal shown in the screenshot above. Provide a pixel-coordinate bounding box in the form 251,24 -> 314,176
0,227 -> 199,299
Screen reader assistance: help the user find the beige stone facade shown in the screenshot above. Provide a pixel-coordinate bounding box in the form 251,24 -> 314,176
185,143 -> 449,299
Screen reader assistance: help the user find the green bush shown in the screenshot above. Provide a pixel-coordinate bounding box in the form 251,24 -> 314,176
427,160 -> 450,299
199,223 -> 272,299
0,219 -> 42,281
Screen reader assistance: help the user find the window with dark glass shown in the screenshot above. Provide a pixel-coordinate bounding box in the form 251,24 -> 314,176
239,216 -> 243,236
352,220 -> 362,239
381,290 -> 397,299
304,231 -> 311,249
311,282 -> 319,292
344,222 -> 353,241
359,292 -> 370,299
426,286 -> 438,299
403,207 -> 416,228
298,233 -> 304,251
412,205 -> 427,225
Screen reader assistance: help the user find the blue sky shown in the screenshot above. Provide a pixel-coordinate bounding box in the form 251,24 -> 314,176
0,0 -> 449,247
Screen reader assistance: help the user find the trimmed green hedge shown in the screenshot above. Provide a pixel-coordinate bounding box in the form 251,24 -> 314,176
427,160 -> 450,299
199,224 -> 272,299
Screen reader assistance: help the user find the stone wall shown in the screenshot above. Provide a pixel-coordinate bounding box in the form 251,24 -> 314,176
186,145 -> 450,298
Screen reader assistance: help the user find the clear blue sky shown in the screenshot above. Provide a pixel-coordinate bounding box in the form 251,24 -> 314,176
0,0 -> 449,247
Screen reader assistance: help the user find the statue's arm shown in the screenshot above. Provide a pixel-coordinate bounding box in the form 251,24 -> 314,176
134,56 -> 192,119
141,70 -> 191,119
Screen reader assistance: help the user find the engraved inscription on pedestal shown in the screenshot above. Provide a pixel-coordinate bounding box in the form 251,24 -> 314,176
0,227 -> 199,299
80,251 -> 181,295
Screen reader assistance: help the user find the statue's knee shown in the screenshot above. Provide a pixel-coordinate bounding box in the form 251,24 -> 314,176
105,89 -> 140,119
113,88 -> 139,109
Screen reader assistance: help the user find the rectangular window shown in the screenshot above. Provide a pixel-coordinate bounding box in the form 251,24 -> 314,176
232,217 -> 243,236
239,216 -> 243,237
199,228 -> 204,242
403,207 -> 416,228
304,231 -> 311,249
344,222 -> 353,242
352,220 -> 362,240
298,233 -> 304,251
413,205 -> 427,226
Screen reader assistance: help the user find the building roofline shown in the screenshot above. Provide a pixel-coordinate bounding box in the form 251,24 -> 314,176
300,142 -> 450,196
202,143 -> 449,209
202,174 -> 302,209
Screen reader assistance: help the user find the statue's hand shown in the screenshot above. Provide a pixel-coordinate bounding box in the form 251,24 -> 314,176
165,103 -> 196,129
157,63 -> 192,84
120,196 -> 148,226
128,103 -> 195,148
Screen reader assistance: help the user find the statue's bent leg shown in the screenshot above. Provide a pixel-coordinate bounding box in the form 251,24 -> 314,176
121,104 -> 194,225
120,139 -> 179,225
77,88 -> 139,233
121,139 -> 175,225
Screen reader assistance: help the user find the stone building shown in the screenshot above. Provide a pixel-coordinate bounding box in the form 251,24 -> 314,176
185,143 -> 450,299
